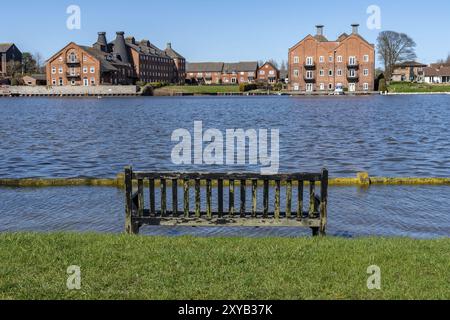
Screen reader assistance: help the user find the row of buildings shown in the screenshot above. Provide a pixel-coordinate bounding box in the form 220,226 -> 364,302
2,24 -> 450,91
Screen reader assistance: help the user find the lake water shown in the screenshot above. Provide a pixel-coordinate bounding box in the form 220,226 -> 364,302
0,95 -> 449,238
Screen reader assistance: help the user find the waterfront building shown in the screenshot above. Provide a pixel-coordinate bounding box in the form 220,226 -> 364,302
46,32 -> 185,86
186,61 -> 258,84
22,74 -> 46,86
257,62 -> 280,84
391,61 -> 427,82
288,24 -> 375,92
0,43 -> 22,77
423,64 -> 450,84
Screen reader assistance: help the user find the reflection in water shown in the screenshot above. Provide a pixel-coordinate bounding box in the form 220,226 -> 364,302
0,186 -> 448,239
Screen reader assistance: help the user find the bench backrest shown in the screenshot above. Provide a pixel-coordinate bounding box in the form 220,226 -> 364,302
125,167 -> 328,236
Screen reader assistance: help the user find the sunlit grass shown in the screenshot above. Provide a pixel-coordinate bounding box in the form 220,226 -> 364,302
0,233 -> 448,300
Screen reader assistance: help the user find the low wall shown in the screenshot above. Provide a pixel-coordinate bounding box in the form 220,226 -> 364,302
0,85 -> 140,96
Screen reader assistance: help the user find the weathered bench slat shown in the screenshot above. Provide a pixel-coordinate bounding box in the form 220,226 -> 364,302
229,179 -> 235,216
149,179 -> 155,215
183,179 -> 189,217
161,179 -> 167,216
275,180 -> 281,219
138,179 -> 144,218
286,180 -> 292,218
172,179 -> 178,217
218,179 -> 224,217
309,181 -> 316,218
195,179 -> 201,217
298,180 -> 304,219
206,179 -> 212,219
263,180 -> 269,218
240,179 -> 246,217
252,180 -> 258,218
133,172 -> 322,181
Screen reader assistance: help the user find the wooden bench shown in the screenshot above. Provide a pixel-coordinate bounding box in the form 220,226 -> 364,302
124,167 -> 328,236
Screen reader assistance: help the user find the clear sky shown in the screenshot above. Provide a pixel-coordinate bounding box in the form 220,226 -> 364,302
2,0 -> 450,65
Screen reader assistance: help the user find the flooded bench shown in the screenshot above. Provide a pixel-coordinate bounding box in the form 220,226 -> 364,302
124,167 -> 328,236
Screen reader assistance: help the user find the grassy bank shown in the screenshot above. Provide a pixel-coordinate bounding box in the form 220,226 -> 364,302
154,85 -> 240,95
0,233 -> 448,300
388,82 -> 450,93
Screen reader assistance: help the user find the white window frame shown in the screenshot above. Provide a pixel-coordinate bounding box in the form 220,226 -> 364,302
293,69 -> 299,78
337,69 -> 343,76
83,67 -> 88,74
363,83 -> 369,90
363,69 -> 369,76
306,71 -> 314,79
319,70 -> 324,77
363,55 -> 369,62
319,56 -> 324,63
58,67 -> 63,74
306,57 -> 314,66
328,69 -> 333,76
306,83 -> 314,92
90,67 -> 95,74
337,56 -> 343,63
293,56 -> 299,64
52,67 -> 56,74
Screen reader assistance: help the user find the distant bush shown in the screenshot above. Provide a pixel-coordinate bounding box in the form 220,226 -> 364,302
141,85 -> 154,96
239,83 -> 258,92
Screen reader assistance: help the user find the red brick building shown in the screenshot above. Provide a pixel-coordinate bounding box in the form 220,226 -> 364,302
288,24 -> 375,92
186,61 -> 258,84
258,62 -> 280,84
46,32 -> 185,86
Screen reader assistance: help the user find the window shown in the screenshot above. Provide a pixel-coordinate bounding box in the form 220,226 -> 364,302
59,56 -> 63,62
260,70 -> 266,75
91,77 -> 95,85
240,72 -> 244,75
306,83 -> 314,92
337,56 -> 343,63
269,70 -> 275,75
52,78 -> 56,85
349,56 -> 357,65
363,83 -> 369,90
293,83 -> 299,91
329,56 -> 333,62
349,69 -> 356,77
83,56 -> 87,62
319,56 -> 324,63
328,83 -> 333,90
52,67 -> 56,74
83,78 -> 89,86
71,80 -> 76,86
306,71 -> 314,79
58,78 -> 63,86
364,69 -> 369,76
319,70 -> 324,76
306,57 -> 314,66
363,55 -> 369,62
90,67 -> 95,73
293,69 -> 299,77
319,83 -> 325,90
337,69 -> 343,76
69,53 -> 77,63
294,56 -> 299,64
328,69 -> 333,76
58,67 -> 63,74
83,67 -> 88,74
231,78 -> 237,83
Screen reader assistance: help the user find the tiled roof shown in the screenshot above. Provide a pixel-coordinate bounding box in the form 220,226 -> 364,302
165,45 -> 184,60
223,62 -> 258,73
186,62 -> 224,73
79,46 -> 122,72
423,66 -> 450,77
395,61 -> 427,68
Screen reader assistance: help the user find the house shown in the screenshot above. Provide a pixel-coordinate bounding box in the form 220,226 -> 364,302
186,62 -> 224,84
288,24 -> 375,92
22,74 -> 47,86
221,62 -> 258,84
0,43 -> 23,77
423,64 -> 450,84
186,61 -> 258,84
257,62 -> 280,84
391,61 -> 427,82
46,32 -> 185,86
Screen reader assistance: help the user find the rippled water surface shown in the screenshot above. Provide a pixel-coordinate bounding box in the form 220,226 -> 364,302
0,96 -> 449,238
0,95 -> 449,178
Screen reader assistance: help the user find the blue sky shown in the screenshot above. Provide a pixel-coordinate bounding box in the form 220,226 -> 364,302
2,0 -> 450,65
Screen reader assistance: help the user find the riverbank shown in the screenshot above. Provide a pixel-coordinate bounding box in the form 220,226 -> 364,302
388,82 -> 450,93
0,233 -> 448,300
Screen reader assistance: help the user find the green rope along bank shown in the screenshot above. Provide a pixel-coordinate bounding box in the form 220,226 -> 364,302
0,172 -> 449,188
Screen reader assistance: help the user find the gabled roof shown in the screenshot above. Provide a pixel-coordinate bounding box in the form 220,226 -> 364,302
259,61 -> 280,72
423,66 -> 450,77
223,61 -> 258,73
0,43 -> 14,53
186,62 -> 224,73
165,45 -> 184,60
394,61 -> 427,68
79,46 -> 124,72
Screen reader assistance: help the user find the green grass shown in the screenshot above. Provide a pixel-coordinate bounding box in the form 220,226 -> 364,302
388,82 -> 450,93
154,85 -> 240,95
0,233 -> 449,300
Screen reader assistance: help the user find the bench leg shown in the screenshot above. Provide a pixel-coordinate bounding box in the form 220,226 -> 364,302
311,227 -> 320,237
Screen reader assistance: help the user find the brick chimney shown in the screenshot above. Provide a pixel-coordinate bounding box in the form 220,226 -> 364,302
316,25 -> 324,36
94,32 -> 108,52
351,24 -> 360,34
113,31 -> 130,64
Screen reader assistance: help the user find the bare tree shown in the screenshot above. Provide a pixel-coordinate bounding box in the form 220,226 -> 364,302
377,31 -> 417,81
34,52 -> 44,73
267,59 -> 279,69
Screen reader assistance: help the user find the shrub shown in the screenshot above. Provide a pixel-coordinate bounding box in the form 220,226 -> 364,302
239,83 -> 258,92
379,79 -> 387,92
141,84 -> 154,96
